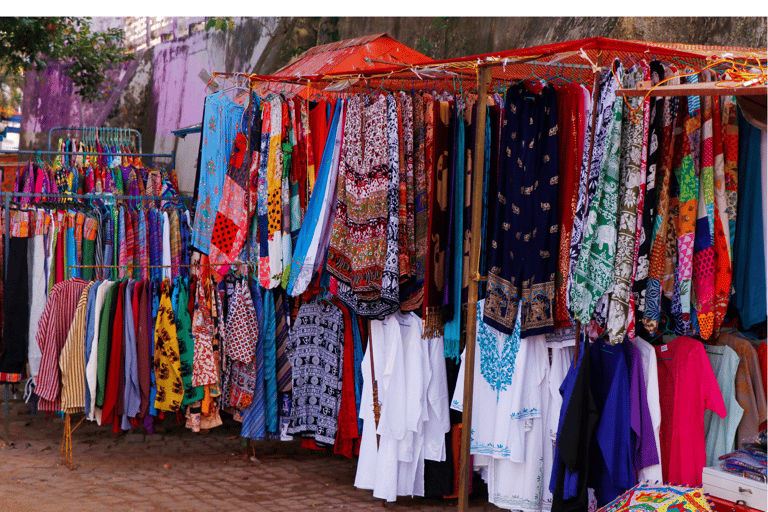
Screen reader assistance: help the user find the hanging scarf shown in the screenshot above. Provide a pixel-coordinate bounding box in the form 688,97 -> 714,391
397,92 -> 415,281
328,95 -> 398,318
634,61 -> 664,318
692,70 -> 717,338
257,101 -> 273,288
571,61 -> 624,326
711,94 -> 732,335
266,96 -> 285,288
401,92 -> 428,311
444,100 -> 466,361
642,71 -> 681,334
566,79 -> 599,322
606,64 -> 645,345
626,60 -> 652,342
422,95 -> 450,338
554,83 -> 585,329
484,82 -> 560,337
721,97 -> 739,257
281,101 -> 294,289
674,75 -> 702,327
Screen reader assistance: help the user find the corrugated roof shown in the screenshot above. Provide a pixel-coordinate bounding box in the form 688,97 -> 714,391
275,33 -> 432,79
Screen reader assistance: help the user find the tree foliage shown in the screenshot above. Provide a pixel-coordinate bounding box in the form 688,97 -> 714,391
0,17 -> 132,104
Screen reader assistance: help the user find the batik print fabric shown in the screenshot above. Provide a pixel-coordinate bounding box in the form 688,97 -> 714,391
422,96 -> 451,337
720,97 -> 739,257
286,300 -> 344,445
633,61 -> 665,318
328,95 -> 399,319
566,76 -> 606,323
484,83 -> 560,337
192,91 -> 245,254
209,96 -> 255,275
606,65 -> 645,345
571,61 -> 624,326
154,279 -> 184,412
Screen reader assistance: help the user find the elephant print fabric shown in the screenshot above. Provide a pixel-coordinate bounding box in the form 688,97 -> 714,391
570,60 -> 625,326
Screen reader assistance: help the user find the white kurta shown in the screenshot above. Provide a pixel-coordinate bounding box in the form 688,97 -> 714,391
452,301 -> 550,512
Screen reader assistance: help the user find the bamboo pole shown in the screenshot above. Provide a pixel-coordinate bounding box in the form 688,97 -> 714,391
457,64 -> 492,512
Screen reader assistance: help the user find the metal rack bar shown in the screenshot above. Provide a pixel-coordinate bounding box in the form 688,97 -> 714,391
1,192 -> 193,202
0,149 -> 173,159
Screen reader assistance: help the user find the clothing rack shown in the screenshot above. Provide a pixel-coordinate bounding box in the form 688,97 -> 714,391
0,149 -> 176,169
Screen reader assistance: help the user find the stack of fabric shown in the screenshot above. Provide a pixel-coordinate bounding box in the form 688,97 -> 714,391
718,430 -> 767,482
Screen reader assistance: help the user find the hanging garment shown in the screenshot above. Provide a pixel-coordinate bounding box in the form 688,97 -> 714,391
718,330 -> 767,446
135,280 -> 152,421
606,65 -> 645,345
550,339 -> 598,512
589,338 -> 633,507
422,95 -> 451,337
266,96 -> 285,288
732,110 -> 766,329
121,280 -> 140,429
34,278 -> 90,411
452,301 -> 550,512
570,62 -> 623,326
443,101 -> 466,360
86,280 -> 114,423
710,94 -> 731,336
286,99 -> 344,296
27,218 -> 48,382
554,83 -> 587,329
631,337 -> 663,483
82,280 -> 102,416
173,277 -> 204,408
566,80 -> 599,322
656,336 -> 725,486
328,94 -> 399,319
0,237 -> 30,382
704,343 -> 743,466
58,282 -> 95,413
485,82 -> 560,337
286,300 -> 344,445
192,91 -> 245,254
209,95 -> 253,274
153,279 -> 184,412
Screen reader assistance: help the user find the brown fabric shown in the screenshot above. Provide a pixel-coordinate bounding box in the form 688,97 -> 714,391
422,97 -> 452,338
719,330 -> 768,445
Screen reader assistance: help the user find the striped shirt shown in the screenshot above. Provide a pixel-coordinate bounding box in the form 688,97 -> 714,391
59,282 -> 95,413
35,278 -> 90,412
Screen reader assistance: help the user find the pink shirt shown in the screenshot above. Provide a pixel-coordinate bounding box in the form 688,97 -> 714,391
656,336 -> 726,486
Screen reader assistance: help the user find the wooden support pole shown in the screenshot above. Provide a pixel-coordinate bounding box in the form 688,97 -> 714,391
457,64 -> 492,512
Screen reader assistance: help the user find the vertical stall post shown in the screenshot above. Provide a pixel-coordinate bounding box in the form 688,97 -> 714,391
457,64 -> 492,512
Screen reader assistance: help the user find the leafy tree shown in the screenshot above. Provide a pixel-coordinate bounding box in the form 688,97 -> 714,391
0,17 -> 132,105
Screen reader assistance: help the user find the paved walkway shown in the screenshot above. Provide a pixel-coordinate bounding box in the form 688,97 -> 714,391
0,391 -> 503,512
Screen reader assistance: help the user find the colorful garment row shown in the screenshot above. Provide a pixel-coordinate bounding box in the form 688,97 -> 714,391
567,61 -> 749,342
9,155 -> 180,201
